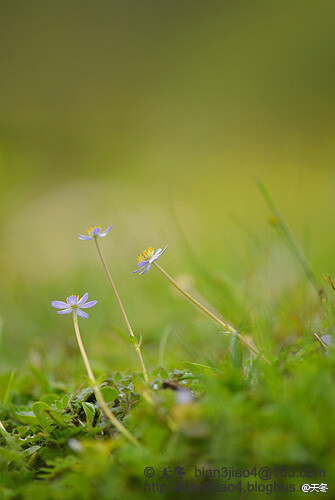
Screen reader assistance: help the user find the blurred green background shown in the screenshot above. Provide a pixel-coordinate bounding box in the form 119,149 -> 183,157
1,0 -> 335,376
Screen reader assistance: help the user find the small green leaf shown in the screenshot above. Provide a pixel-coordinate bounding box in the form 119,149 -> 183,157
183,361 -> 217,375
129,335 -> 138,347
22,445 -> 41,457
61,394 -> 70,408
82,402 -> 95,424
32,402 -> 53,431
54,400 -> 63,410
114,372 -> 122,384
54,394 -> 70,411
100,386 -> 118,403
45,408 -> 69,428
14,411 -> 39,426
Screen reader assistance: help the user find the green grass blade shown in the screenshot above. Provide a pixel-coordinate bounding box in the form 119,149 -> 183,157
257,180 -> 320,292
3,370 -> 16,409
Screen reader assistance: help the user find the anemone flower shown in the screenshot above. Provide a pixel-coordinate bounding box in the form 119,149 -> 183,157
133,245 -> 168,275
51,293 -> 97,319
79,225 -> 113,241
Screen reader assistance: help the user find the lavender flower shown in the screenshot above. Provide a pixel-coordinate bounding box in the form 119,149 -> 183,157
51,293 -> 97,319
133,245 -> 168,275
79,225 -> 113,241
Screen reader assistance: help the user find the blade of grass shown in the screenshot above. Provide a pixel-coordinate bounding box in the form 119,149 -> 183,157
0,419 -> 19,449
159,326 -> 171,367
3,370 -> 16,409
257,180 -> 320,292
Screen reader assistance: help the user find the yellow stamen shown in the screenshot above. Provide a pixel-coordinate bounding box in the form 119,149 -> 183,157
86,225 -> 102,236
66,295 -> 79,302
137,246 -> 155,262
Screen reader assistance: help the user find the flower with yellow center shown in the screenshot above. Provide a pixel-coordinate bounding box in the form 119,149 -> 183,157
79,225 -> 113,241
137,246 -> 155,262
51,293 -> 98,319
133,245 -> 168,275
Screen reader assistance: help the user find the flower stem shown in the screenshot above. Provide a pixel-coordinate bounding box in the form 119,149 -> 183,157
72,312 -> 141,447
94,239 -> 149,382
153,262 -> 271,365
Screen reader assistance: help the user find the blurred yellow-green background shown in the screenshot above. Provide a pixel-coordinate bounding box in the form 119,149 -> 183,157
1,1 -> 335,373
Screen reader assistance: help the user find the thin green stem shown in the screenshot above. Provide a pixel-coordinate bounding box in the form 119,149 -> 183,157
313,332 -> 330,350
153,262 -> 271,365
72,312 -> 141,448
94,239 -> 149,383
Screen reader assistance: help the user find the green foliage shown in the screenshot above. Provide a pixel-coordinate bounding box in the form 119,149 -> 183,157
0,348 -> 334,498
1,186 -> 335,498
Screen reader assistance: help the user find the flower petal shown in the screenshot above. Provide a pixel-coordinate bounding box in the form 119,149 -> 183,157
57,307 -> 73,315
132,261 -> 147,273
77,293 -> 89,305
133,260 -> 150,274
79,234 -> 93,240
67,295 -> 78,306
92,227 -> 101,236
51,300 -> 69,309
139,262 -> 151,275
149,245 -> 168,263
76,308 -> 89,319
138,261 -> 147,267
99,225 -> 113,237
80,300 -> 97,309
156,245 -> 168,257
